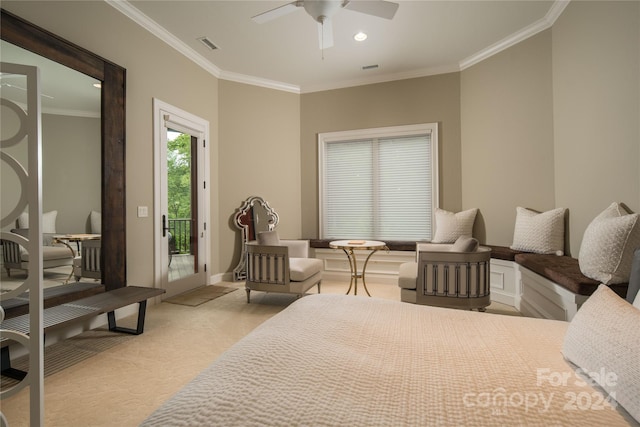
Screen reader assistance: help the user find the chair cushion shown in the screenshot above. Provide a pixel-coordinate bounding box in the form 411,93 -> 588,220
398,262 -> 417,290
22,246 -> 74,262
289,258 -> 323,282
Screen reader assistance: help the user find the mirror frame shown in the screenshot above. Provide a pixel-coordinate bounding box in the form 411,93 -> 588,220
232,196 -> 279,281
1,9 -> 126,290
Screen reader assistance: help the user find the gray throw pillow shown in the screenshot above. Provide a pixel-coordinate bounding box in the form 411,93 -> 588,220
450,236 -> 479,252
626,248 -> 640,303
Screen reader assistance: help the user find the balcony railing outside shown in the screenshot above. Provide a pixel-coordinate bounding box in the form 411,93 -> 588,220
168,218 -> 192,254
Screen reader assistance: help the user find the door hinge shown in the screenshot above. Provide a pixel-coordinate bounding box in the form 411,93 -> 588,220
203,181 -> 206,189
204,264 -> 207,272
204,222 -> 207,231
203,140 -> 206,148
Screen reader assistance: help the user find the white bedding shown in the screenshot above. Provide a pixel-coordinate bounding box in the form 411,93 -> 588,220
141,294 -> 635,426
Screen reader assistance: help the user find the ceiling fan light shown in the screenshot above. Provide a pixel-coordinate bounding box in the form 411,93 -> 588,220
354,31 -> 367,42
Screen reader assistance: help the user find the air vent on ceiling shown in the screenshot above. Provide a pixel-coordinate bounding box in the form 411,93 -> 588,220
362,64 -> 379,70
198,36 -> 219,51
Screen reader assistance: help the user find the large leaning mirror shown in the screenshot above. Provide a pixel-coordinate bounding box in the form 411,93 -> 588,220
232,196 -> 279,281
0,9 -> 126,291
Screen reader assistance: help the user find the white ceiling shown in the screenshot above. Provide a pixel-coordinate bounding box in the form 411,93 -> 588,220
1,40 -> 101,117
119,0 -> 564,93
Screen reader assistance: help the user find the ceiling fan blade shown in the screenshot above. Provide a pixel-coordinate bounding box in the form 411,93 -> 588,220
317,18 -> 334,49
252,1 -> 300,24
343,0 -> 399,20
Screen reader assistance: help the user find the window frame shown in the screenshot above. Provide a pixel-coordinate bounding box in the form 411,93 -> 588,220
318,123 -> 439,240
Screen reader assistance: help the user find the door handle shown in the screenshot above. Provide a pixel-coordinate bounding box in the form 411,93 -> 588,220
162,215 -> 169,237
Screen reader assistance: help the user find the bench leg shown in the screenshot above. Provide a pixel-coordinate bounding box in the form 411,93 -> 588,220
107,300 -> 147,335
1,346 -> 27,381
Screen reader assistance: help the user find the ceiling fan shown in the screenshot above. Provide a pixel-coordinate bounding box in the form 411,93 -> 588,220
252,0 -> 399,50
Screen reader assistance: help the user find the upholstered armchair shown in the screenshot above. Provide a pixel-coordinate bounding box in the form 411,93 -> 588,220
2,229 -> 75,277
398,236 -> 491,311
245,231 -> 323,303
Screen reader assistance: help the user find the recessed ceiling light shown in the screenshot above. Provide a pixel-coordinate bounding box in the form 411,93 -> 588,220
354,32 -> 368,42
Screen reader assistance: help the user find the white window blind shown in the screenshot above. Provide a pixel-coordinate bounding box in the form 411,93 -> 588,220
319,124 -> 438,241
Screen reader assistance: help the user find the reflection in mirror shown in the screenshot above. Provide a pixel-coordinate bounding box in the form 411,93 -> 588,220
232,196 -> 279,281
1,40 -> 101,295
1,9 -> 126,293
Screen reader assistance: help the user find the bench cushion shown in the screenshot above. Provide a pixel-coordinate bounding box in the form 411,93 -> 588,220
515,253 -> 628,298
487,245 -> 522,261
289,258 -> 323,282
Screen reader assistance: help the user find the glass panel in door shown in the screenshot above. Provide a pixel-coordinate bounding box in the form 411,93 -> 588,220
166,129 -> 198,283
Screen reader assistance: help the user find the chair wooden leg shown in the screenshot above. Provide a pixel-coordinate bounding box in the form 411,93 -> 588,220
245,288 -> 251,303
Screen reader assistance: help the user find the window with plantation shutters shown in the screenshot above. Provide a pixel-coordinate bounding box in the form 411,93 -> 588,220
318,123 -> 438,241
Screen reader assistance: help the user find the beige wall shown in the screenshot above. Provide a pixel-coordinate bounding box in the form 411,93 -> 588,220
3,1 -> 220,284
218,80 -> 301,274
461,1 -> 639,253
3,0 -> 638,281
460,30 -> 555,246
0,113 -> 100,234
42,114 -> 101,234
552,1 -> 640,255
300,73 -> 462,238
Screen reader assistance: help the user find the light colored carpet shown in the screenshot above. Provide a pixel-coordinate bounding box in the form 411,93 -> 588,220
0,280 -> 520,426
164,285 -> 237,307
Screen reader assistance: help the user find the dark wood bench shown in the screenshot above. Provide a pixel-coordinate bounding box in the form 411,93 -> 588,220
1,286 -> 165,380
1,281 -> 105,319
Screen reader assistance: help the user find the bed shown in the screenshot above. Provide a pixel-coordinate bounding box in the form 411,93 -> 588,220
141,286 -> 639,426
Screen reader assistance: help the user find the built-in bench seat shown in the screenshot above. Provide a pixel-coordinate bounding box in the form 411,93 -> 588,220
311,240 -> 630,321
485,245 -> 628,320
514,253 -> 628,298
1,286 -> 165,379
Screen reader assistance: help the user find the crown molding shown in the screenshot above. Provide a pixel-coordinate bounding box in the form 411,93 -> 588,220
459,0 -> 570,70
219,70 -> 301,94
300,63 -> 460,94
107,0 -> 302,93
105,0 -> 223,78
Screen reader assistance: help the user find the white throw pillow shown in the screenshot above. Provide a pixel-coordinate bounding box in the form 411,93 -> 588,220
90,210 -> 101,234
579,203 -> 640,285
257,230 -> 281,246
510,207 -> 566,255
431,208 -> 478,243
17,210 -> 58,233
562,285 -> 640,423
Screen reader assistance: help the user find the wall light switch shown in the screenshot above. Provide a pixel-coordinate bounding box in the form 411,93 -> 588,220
137,206 -> 148,217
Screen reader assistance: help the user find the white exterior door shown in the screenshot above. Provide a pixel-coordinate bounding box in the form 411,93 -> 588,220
153,99 -> 209,298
